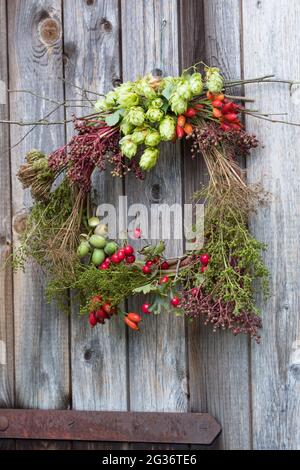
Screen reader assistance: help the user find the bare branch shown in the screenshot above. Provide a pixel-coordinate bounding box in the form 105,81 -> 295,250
8,89 -> 61,105
244,111 -> 300,127
0,118 -> 73,126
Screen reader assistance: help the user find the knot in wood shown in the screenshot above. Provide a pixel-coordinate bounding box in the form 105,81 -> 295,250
84,349 -> 93,361
150,184 -> 162,203
100,18 -> 112,33
0,416 -> 9,432
112,78 -> 122,88
39,18 -> 61,45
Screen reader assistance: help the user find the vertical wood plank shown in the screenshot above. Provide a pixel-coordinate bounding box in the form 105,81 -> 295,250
0,0 -> 14,408
183,0 -> 252,450
63,0 -> 128,432
243,0 -> 300,450
7,0 -> 70,449
0,0 -> 15,450
121,1 -> 188,444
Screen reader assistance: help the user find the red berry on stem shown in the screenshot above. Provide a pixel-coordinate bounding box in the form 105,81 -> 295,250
170,297 -> 180,307
105,257 -> 111,266
191,288 -> 199,297
117,249 -> 126,261
99,262 -> 109,270
213,107 -> 222,119
200,254 -> 210,265
95,308 -> 109,321
176,125 -> 185,139
142,265 -> 151,275
111,253 -> 121,264
224,112 -> 238,122
230,123 -> 242,131
220,122 -> 232,132
146,260 -> 153,267
127,312 -> 142,323
211,99 -> 223,108
141,303 -> 151,314
184,107 -> 197,118
152,256 -> 160,264
126,254 -> 136,264
124,245 -> 134,256
184,123 -> 193,135
201,265 -> 208,273
177,115 -> 186,127
89,312 -> 98,327
102,303 -> 112,314
124,316 -> 139,331
159,275 -> 169,284
160,261 -> 170,270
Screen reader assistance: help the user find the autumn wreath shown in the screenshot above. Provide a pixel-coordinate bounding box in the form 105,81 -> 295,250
11,64 -> 298,341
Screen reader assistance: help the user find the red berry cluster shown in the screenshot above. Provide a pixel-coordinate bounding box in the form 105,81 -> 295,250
89,295 -> 116,327
99,245 -> 136,270
207,92 -> 242,131
141,256 -> 161,275
199,253 -> 210,273
176,107 -> 199,139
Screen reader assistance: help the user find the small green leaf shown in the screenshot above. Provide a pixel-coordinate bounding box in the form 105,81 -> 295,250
161,100 -> 170,113
161,84 -> 174,100
133,283 -> 158,294
105,110 -> 122,126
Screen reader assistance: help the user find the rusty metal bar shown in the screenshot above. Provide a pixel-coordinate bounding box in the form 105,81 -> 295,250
0,409 -> 221,445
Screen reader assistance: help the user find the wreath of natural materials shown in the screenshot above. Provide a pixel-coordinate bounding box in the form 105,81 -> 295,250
10,64 -> 299,342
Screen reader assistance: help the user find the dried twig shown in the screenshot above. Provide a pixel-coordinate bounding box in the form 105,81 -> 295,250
244,110 -> 300,127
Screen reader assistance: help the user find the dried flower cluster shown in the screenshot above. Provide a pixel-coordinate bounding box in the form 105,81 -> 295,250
181,288 -> 262,342
189,123 -> 259,157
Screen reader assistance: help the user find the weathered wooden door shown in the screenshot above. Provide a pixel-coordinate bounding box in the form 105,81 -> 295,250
0,0 -> 299,450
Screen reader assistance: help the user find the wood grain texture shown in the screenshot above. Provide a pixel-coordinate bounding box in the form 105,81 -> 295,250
0,0 -> 14,412
121,1 -> 188,423
63,1 -> 128,446
7,0 -> 69,411
183,0 -> 252,450
243,0 -> 300,450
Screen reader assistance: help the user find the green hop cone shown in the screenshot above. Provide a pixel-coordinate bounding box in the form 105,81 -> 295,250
135,77 -> 157,99
115,82 -> 134,99
132,129 -> 147,145
139,147 -> 159,171
205,67 -> 224,94
151,98 -> 164,108
127,106 -> 145,126
177,79 -> 192,100
170,93 -> 188,115
146,107 -> 164,123
189,72 -> 203,95
159,116 -> 176,141
118,91 -> 139,108
161,76 -> 178,90
145,129 -> 161,147
120,118 -> 134,136
120,135 -> 138,159
94,98 -> 107,112
104,90 -> 118,108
